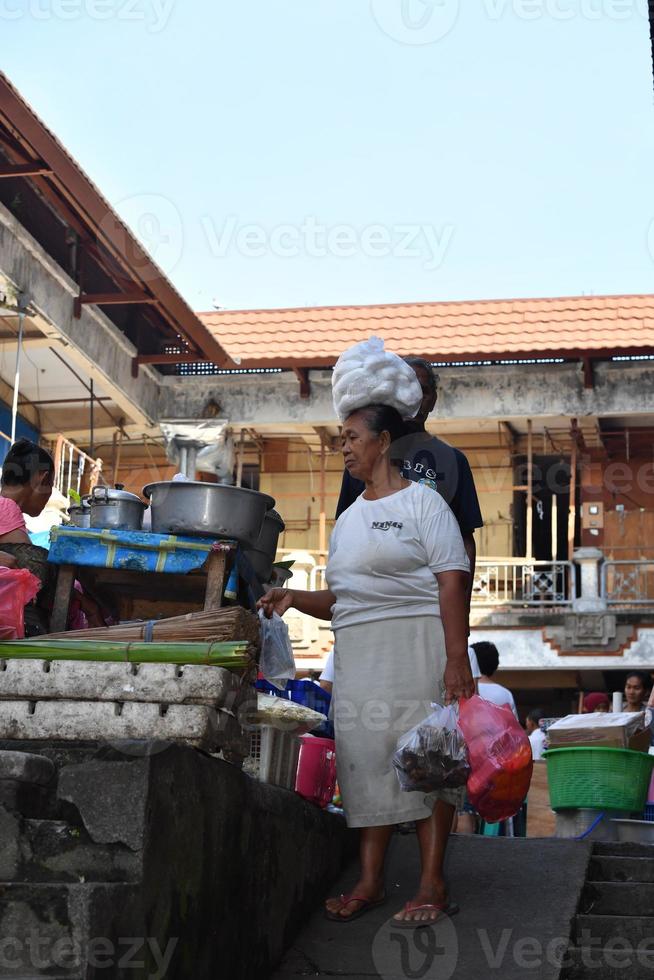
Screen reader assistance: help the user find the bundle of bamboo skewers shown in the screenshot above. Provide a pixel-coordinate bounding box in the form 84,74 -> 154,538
42,606 -> 260,651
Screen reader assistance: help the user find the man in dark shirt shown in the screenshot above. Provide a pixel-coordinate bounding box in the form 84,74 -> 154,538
335,357 -> 483,604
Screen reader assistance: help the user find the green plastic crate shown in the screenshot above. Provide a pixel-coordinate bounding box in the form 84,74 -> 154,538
545,747 -> 654,812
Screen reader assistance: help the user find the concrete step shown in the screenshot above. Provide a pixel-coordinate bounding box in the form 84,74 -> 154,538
589,855 -> 654,883
563,946 -> 654,979
593,841 -> 654,859
572,913 -> 654,947
580,881 -> 654,916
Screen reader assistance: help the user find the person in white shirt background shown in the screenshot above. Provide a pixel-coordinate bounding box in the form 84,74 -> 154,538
525,709 -> 547,761
470,641 -> 518,718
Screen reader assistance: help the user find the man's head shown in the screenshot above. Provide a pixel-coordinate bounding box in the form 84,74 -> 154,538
625,671 -> 651,709
403,357 -> 438,427
471,640 -> 500,678
526,708 -> 547,735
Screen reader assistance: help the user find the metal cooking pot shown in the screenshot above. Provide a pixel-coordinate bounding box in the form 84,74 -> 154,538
67,496 -> 91,529
89,485 -> 146,532
142,481 -> 275,546
245,509 -> 285,582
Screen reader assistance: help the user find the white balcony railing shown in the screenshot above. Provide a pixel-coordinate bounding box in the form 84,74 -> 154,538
601,561 -> 654,606
304,558 -> 573,607
472,559 -> 573,606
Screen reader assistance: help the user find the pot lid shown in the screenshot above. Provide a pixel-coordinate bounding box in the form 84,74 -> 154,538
91,484 -> 144,504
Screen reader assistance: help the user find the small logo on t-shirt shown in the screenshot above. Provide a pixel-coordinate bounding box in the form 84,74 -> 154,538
371,521 -> 404,531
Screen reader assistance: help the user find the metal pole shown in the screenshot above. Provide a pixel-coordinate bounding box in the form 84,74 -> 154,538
10,311 -> 25,444
89,378 -> 94,458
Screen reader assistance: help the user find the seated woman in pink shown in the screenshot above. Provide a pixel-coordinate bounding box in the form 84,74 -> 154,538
0,439 -> 55,633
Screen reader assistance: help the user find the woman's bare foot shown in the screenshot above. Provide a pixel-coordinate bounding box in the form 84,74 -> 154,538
393,880 -> 449,925
325,878 -> 385,920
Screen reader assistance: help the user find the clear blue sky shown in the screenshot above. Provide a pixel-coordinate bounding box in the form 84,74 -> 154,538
4,1 -> 654,311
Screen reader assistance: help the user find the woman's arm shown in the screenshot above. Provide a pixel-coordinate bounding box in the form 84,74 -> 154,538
436,569 -> 475,704
258,587 -> 335,622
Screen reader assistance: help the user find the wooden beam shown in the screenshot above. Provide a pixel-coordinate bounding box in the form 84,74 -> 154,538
0,162 -> 53,178
293,367 -> 311,399
526,419 -> 533,560
74,291 -> 157,318
568,419 -> 578,561
319,443 -> 327,554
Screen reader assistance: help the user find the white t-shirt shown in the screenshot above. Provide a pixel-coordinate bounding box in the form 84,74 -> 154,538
468,646 -> 481,679
326,481 -> 470,631
478,681 -> 518,718
529,728 -> 546,761
320,649 -> 334,683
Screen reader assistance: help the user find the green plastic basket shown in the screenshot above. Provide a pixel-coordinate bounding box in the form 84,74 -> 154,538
545,747 -> 654,812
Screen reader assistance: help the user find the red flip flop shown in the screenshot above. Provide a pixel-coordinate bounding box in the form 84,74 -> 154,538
391,901 -> 460,930
325,892 -> 387,923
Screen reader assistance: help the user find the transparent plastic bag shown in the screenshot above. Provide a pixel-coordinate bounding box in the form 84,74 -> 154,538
0,567 -> 41,639
393,703 -> 470,794
258,610 -> 296,689
458,694 -> 533,822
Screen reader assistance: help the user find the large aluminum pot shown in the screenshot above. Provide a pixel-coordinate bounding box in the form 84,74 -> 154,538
245,509 -> 285,581
67,496 -> 91,528
89,485 -> 146,532
142,481 -> 275,546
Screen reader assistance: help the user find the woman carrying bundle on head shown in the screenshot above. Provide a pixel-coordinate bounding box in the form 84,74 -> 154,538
259,339 -> 474,930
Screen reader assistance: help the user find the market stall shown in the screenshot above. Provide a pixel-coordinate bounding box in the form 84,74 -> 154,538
0,480 -> 295,767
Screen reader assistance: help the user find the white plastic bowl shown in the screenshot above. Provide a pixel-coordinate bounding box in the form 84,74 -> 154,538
611,819 -> 654,844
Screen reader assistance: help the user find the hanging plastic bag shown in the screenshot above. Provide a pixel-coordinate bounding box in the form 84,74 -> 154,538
0,567 -> 41,639
458,695 -> 533,822
258,610 -> 296,689
393,703 -> 470,793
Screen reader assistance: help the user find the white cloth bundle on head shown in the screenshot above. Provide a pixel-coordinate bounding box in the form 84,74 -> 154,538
332,337 -> 423,422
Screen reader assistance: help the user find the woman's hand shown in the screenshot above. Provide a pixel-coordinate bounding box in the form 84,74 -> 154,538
257,588 -> 294,619
443,655 -> 475,705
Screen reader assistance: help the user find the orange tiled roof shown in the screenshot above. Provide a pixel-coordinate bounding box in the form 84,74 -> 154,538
199,294 -> 654,368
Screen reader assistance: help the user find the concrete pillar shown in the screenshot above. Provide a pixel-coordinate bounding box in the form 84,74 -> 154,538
572,547 -> 606,612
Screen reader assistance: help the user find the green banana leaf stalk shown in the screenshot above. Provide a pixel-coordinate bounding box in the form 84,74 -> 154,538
0,640 -> 251,668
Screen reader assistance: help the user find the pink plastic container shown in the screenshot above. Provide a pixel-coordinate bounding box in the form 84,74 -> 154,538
295,735 -> 336,808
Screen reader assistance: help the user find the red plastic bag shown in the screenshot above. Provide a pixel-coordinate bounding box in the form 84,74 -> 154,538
458,695 -> 533,822
0,567 -> 41,639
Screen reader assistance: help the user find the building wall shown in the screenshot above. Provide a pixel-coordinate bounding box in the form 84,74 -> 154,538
259,431 -> 515,558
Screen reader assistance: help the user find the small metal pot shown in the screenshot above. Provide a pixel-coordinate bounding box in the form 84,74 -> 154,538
67,496 -> 91,529
89,485 -> 146,532
245,509 -> 285,581
142,481 -> 275,546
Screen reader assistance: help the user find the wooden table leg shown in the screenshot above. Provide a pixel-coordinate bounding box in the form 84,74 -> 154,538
204,550 -> 227,610
50,565 -> 76,633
